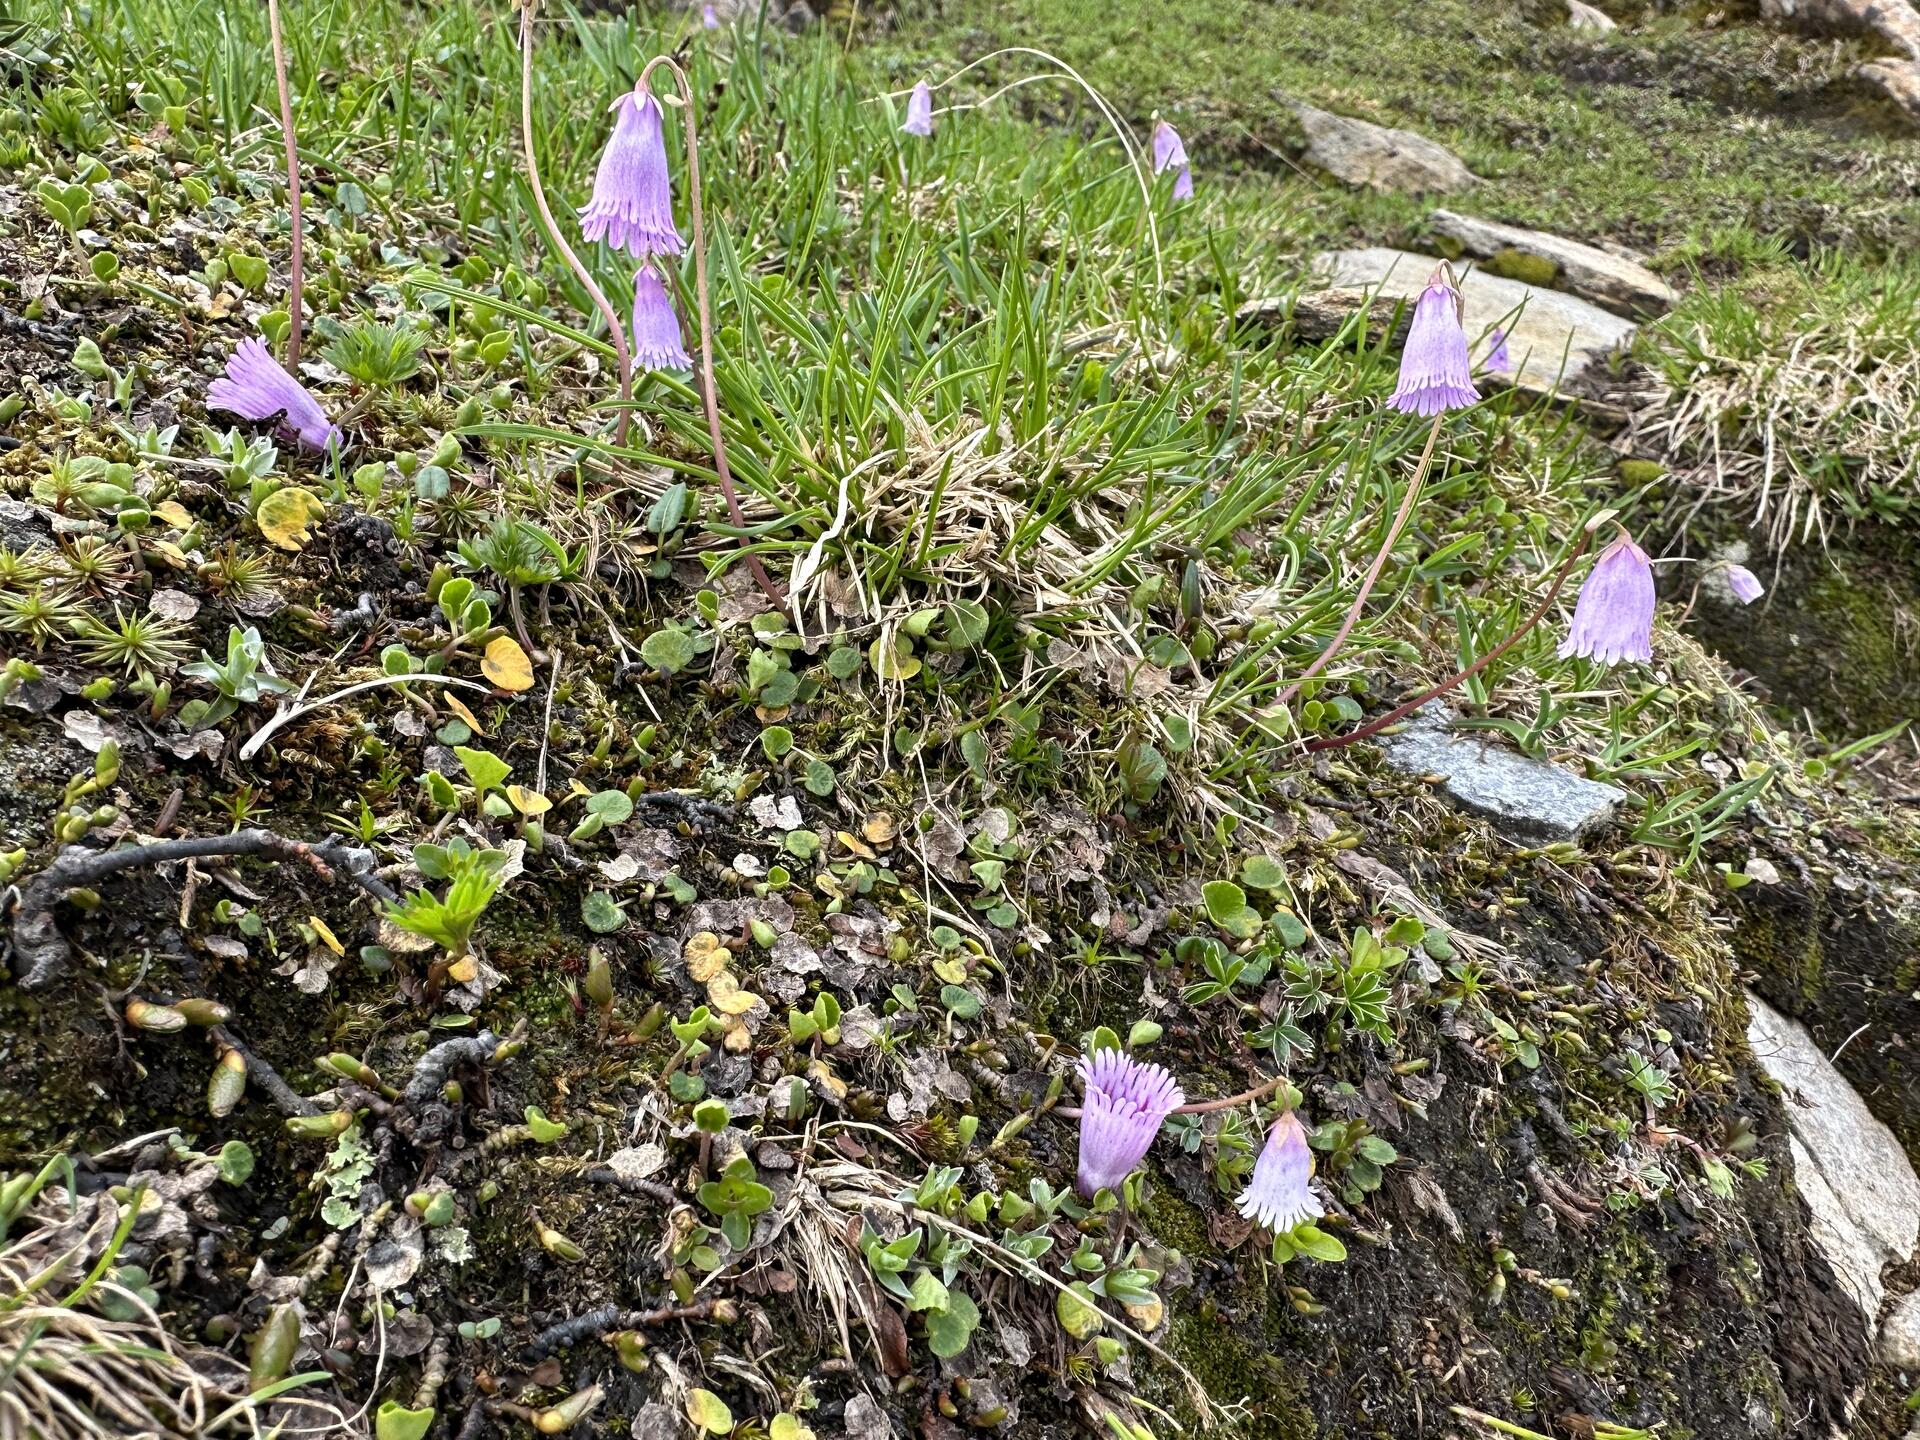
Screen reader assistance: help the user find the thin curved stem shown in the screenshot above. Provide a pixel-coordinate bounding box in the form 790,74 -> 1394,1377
1306,528 -> 1594,752
520,2 -> 633,446
1057,1073 -> 1286,1119
264,0 -> 304,367
1274,412 -> 1445,711
639,55 -> 784,610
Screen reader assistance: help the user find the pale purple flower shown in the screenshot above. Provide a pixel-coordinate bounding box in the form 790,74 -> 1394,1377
1076,1050 -> 1184,1197
581,88 -> 684,259
1389,278 -> 1478,416
207,339 -> 342,451
1152,120 -> 1193,200
1726,563 -> 1764,605
630,266 -> 691,371
1483,326 -> 1511,375
702,4 -> 720,26
1236,1111 -> 1325,1233
902,81 -> 933,138
1560,533 -> 1655,666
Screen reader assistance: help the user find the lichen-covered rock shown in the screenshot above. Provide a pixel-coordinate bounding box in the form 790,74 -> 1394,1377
1429,209 -> 1676,316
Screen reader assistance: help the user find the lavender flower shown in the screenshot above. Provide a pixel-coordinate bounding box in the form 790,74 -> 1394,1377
902,81 -> 934,138
1152,119 -> 1193,200
630,266 -> 691,371
1484,326 -> 1511,375
1559,532 -> 1655,667
1076,1049 -> 1184,1197
1389,276 -> 1478,416
702,3 -> 720,26
580,88 -> 684,259
1236,1111 -> 1325,1234
207,339 -> 341,451
1726,563 -> 1765,605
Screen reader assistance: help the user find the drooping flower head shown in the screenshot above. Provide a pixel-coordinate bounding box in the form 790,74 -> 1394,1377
630,265 -> 691,371
1725,563 -> 1765,605
1559,531 -> 1655,667
1076,1049 -> 1184,1198
702,4 -> 720,27
207,339 -> 342,451
1236,1111 -> 1325,1234
1389,268 -> 1478,416
581,87 -> 684,260
902,81 -> 934,138
1152,119 -> 1193,200
1483,325 -> 1511,375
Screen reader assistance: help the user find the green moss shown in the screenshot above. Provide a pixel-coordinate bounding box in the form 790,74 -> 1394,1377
1487,249 -> 1559,287
1161,1306 -> 1319,1440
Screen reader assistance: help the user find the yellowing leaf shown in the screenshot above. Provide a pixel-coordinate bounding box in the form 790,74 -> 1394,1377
309,916 -> 343,956
506,785 -> 551,817
721,1015 -> 753,1052
686,1389 -> 733,1435
443,692 -> 485,734
683,931 -> 728,983
153,500 -> 193,529
836,830 -> 876,861
932,955 -> 969,985
862,812 -> 897,847
770,1415 -> 816,1440
706,970 -> 760,1016
447,956 -> 479,984
482,636 -> 534,692
256,487 -> 324,551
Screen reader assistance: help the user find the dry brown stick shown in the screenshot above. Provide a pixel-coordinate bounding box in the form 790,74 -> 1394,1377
9,829 -> 394,990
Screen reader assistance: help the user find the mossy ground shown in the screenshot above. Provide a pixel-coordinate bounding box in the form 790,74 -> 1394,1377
0,1 -> 1917,1438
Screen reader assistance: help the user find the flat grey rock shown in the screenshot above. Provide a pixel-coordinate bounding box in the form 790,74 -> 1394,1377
1429,209 -> 1675,316
1566,0 -> 1618,32
1378,704 -> 1626,843
1289,100 -> 1477,194
1746,993 -> 1920,1324
1266,246 -> 1640,414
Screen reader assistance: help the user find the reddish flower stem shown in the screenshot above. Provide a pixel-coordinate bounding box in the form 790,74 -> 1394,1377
639,56 -> 784,611
1305,528 -> 1595,752
265,0 -> 304,367
519,2 -> 634,446
1274,412 -> 1445,710
1056,1073 -> 1286,1119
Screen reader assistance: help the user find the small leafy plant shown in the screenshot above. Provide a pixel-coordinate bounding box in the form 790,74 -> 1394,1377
180,626 -> 291,728
324,316 -> 427,387
385,839 -> 506,957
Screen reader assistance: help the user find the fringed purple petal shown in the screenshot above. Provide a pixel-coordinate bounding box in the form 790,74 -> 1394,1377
1559,534 -> 1656,666
1389,281 -> 1478,416
630,266 -> 691,371
1726,564 -> 1765,605
581,90 -> 684,260
702,4 -> 720,27
1484,326 -> 1511,375
902,81 -> 933,137
207,339 -> 342,451
1172,165 -> 1193,201
1152,120 -> 1188,175
1235,1111 -> 1325,1233
1075,1050 -> 1184,1197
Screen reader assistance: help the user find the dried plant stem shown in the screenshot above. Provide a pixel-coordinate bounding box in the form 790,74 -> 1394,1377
264,0 -> 305,366
1306,529 -> 1595,752
519,2 -> 634,446
640,57 -> 784,610
1276,412 -> 1446,710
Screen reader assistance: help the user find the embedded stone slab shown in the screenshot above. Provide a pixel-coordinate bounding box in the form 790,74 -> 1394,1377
1566,0 -> 1618,32
1377,704 -> 1627,843
1288,100 -> 1478,194
1746,992 -> 1920,1324
1884,1288 -> 1920,1368
1280,246 -> 1639,413
1429,209 -> 1676,316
